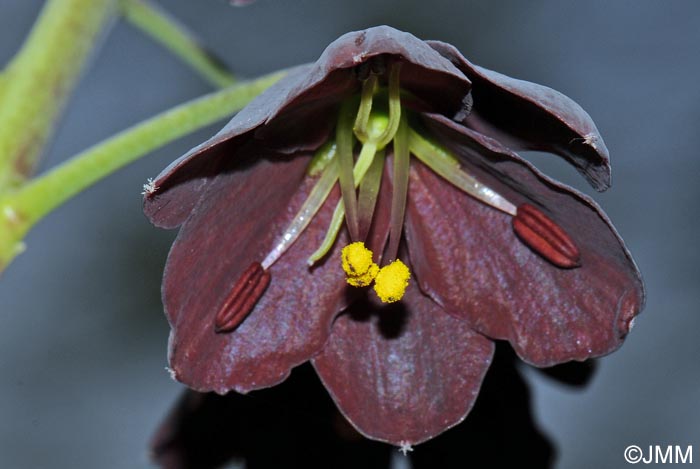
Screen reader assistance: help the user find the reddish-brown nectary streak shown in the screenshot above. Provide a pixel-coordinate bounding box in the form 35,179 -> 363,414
214,262 -> 271,333
512,203 -> 581,268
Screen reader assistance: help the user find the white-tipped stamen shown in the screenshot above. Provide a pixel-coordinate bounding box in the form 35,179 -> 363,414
408,128 -> 517,216
262,160 -> 339,269
307,141 -> 337,177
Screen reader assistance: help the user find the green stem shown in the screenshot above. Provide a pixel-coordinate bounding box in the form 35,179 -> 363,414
0,71 -> 285,271
120,0 -> 236,88
0,0 -> 119,190
0,72 -> 7,105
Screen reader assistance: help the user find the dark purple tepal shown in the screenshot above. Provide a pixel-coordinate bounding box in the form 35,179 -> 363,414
144,25 -> 644,448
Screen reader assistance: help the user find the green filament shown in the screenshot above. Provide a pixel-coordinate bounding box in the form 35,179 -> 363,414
357,149 -> 385,240
307,140 -> 382,265
386,113 -> 410,261
262,158 -> 339,269
307,140 -> 337,177
353,74 -> 378,142
336,100 -> 360,241
408,128 -> 517,216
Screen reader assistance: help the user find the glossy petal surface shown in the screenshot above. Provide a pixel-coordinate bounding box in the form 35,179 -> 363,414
405,114 -> 644,366
164,153 -> 349,393
410,345 -> 554,467
313,282 -> 494,445
145,27 -> 472,227
428,40 -> 611,191
143,65 -> 314,228
146,25 -> 645,450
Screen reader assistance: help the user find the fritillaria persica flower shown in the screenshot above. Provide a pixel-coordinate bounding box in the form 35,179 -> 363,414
144,26 -> 644,446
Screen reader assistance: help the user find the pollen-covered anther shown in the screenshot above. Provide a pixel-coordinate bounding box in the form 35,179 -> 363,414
214,262 -> 271,333
347,264 -> 379,287
374,259 -> 411,303
342,242 -> 379,287
512,203 -> 581,268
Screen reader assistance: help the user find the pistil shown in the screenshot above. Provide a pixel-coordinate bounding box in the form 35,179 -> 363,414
353,74 -> 378,143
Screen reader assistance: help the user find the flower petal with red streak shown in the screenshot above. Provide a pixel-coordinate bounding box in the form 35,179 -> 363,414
164,152 -> 349,394
313,283 -> 494,445
404,114 -> 643,366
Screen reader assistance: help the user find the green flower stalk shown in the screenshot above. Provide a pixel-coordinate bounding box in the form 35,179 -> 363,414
0,72 -> 284,272
0,0 -> 119,190
0,0 -> 271,273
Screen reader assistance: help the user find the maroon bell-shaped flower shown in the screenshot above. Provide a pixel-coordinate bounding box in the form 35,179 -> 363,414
144,26 -> 644,447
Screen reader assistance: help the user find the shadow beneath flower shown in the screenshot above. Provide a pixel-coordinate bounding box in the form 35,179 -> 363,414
409,343 -> 555,468
151,344 -> 597,468
345,296 -> 409,340
534,356 -> 597,387
151,364 -> 392,469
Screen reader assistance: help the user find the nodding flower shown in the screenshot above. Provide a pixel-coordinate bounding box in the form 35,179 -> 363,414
144,26 -> 644,447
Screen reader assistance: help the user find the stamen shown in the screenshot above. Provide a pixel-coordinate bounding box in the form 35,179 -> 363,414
373,259 -> 411,303
215,262 -> 271,333
262,159 -> 339,269
347,266 -> 379,287
307,136 -> 383,265
354,137 -> 380,183
408,128 -> 517,216
342,242 -> 375,275
353,74 -> 378,143
357,149 -> 385,240
307,200 -> 345,266
512,203 -> 581,268
337,100 -> 360,241
307,140 -> 337,177
386,113 -> 410,261
341,241 -> 379,287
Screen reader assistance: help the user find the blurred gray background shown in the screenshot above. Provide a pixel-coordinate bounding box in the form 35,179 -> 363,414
1,0 -> 698,467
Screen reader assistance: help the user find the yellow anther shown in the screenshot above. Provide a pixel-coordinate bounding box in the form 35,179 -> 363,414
342,242 -> 375,276
347,263 -> 379,287
341,242 -> 379,287
373,259 -> 411,303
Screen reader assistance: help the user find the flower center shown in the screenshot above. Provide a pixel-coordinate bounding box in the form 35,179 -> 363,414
341,241 -> 410,303
259,61 -> 580,305
215,62 -> 582,333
